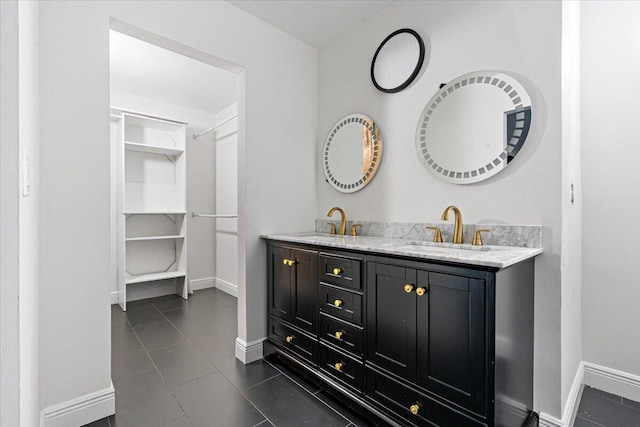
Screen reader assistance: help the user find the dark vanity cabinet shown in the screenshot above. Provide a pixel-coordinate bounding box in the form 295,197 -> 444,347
266,240 -> 536,427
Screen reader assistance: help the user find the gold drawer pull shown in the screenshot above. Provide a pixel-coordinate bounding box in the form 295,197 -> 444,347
409,403 -> 420,415
334,299 -> 344,308
285,335 -> 294,343
404,284 -> 414,293
333,267 -> 342,275
334,362 -> 344,371
334,331 -> 344,340
416,287 -> 427,297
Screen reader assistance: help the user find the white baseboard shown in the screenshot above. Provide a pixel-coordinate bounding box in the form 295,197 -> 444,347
41,382 -> 115,427
539,360 -> 584,427
189,277 -> 215,291
213,277 -> 238,297
235,337 -> 265,364
583,361 -> 640,402
110,291 -> 118,305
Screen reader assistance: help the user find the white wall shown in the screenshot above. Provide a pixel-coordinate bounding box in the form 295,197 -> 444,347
18,1 -> 42,425
1,2 -> 21,425
1,2 -> 41,426
318,0 -> 564,417
39,0 -> 112,411
39,0 -> 317,416
214,103 -> 239,295
560,0 -> 583,419
582,1 -> 640,378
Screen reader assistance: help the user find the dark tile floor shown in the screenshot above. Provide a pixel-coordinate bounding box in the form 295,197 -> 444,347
86,288 -> 366,427
574,385 -> 640,427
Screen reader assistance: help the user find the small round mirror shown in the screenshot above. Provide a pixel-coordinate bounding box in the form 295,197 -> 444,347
371,28 -> 425,93
323,114 -> 383,193
416,71 -> 532,184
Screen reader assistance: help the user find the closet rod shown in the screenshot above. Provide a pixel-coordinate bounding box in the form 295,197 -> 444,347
191,213 -> 237,218
192,114 -> 237,140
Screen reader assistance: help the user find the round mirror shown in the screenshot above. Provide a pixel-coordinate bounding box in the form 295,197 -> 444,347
323,114 -> 383,193
371,29 -> 425,93
416,71 -> 532,184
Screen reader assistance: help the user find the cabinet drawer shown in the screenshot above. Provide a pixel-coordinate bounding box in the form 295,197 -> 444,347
319,285 -> 363,325
268,317 -> 317,365
319,343 -> 364,393
365,367 -> 485,427
320,254 -> 362,290
319,314 -> 363,357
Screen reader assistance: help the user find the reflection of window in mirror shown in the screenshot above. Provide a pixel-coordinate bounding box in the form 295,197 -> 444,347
362,120 -> 373,177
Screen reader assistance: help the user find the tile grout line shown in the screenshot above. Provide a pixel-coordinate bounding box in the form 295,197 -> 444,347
263,358 -> 354,425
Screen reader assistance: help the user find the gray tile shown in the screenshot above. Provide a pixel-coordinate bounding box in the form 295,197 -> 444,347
584,385 -> 622,404
245,374 -> 349,427
82,417 -> 110,427
204,345 -> 236,371
162,416 -> 193,427
111,321 -> 143,354
111,305 -> 127,324
623,397 -> 640,412
111,347 -> 155,382
112,370 -> 184,427
187,328 -> 237,353
125,298 -> 156,310
252,421 -> 275,427
266,357 -> 322,394
578,391 -> 640,427
172,372 -> 265,427
125,305 -> 165,327
573,416 -> 605,427
315,390 -> 372,427
149,341 -> 217,388
133,320 -> 189,352
153,295 -> 189,312
220,359 -> 280,391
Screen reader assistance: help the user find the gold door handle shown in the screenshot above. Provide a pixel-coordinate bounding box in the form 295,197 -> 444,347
334,299 -> 344,308
409,404 -> 420,415
334,331 -> 344,340
333,267 -> 342,275
404,284 -> 415,293
285,335 -> 294,343
334,362 -> 344,371
416,287 -> 427,297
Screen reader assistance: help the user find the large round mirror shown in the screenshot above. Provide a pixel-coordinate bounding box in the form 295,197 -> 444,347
416,71 -> 532,184
371,28 -> 425,93
323,114 -> 383,193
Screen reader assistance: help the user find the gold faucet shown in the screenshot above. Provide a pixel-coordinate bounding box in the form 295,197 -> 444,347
327,207 -> 347,235
441,205 -> 464,244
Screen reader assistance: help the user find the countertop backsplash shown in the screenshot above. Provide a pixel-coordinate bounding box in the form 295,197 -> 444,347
315,219 -> 542,249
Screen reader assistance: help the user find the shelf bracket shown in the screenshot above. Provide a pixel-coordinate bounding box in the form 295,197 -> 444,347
165,260 -> 177,272
164,154 -> 177,165
164,214 -> 177,223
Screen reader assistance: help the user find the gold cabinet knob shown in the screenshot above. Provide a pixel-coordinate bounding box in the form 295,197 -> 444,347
334,362 -> 344,371
285,335 -> 294,343
334,331 -> 344,340
282,259 -> 289,265
404,284 -> 414,293
334,299 -> 344,308
416,287 -> 427,297
333,267 -> 342,275
409,404 -> 420,415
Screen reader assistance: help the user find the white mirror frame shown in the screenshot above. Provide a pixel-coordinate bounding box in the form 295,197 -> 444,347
415,71 -> 532,184
323,113 -> 383,193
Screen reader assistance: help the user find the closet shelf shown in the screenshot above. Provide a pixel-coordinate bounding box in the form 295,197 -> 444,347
126,235 -> 185,242
124,211 -> 187,215
126,271 -> 186,285
124,141 -> 184,156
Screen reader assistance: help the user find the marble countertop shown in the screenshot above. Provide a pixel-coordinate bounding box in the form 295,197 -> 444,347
261,232 -> 543,269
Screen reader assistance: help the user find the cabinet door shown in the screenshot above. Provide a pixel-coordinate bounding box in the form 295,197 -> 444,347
268,246 -> 292,320
290,248 -> 318,334
366,262 -> 417,380
416,270 -> 487,417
